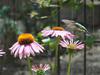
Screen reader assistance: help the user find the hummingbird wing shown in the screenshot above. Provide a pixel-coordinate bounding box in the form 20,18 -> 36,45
75,22 -> 88,32
61,19 -> 75,25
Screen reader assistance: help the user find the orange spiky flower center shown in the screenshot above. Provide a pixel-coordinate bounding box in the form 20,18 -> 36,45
18,33 -> 35,45
52,26 -> 64,31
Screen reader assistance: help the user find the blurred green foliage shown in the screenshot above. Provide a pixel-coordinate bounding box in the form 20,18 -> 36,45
0,5 -> 18,36
0,5 -> 10,17
86,35 -> 96,48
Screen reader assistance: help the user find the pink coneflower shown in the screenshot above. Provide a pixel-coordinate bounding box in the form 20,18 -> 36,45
0,50 -> 5,56
32,64 -> 50,72
41,26 -> 74,40
9,33 -> 44,59
60,39 -> 84,75
60,39 -> 84,50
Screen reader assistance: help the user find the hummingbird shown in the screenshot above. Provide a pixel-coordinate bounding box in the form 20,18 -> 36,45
61,19 -> 88,33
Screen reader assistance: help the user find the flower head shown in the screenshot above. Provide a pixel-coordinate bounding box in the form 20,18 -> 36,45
0,50 -> 5,56
60,39 -> 84,50
41,26 -> 74,40
9,33 -> 44,59
32,64 -> 50,72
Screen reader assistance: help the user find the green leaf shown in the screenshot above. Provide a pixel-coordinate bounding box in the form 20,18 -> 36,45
86,35 -> 96,48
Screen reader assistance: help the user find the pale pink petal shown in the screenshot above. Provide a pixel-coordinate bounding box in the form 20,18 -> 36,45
77,44 -> 84,49
60,40 -> 69,48
42,30 -> 53,37
30,43 -> 40,53
9,42 -> 19,50
54,31 -> 60,37
76,42 -> 82,45
63,40 -> 69,45
66,34 -> 73,40
60,41 -> 67,47
45,30 -> 53,36
51,31 -> 56,37
40,64 -> 43,68
18,45 -> 25,59
32,66 -> 38,72
28,45 -> 35,56
34,42 -> 44,52
64,31 -> 75,40
0,50 -> 5,56
11,44 -> 20,54
44,64 -> 50,71
24,45 -> 31,57
14,46 -> 20,58
34,42 -> 44,50
0,52 -> 5,54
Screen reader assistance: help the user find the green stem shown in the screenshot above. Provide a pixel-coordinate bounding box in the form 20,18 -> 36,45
67,52 -> 72,75
54,37 -> 60,75
51,62 -> 55,75
37,73 -> 45,75
55,40 -> 58,68
27,57 -> 32,75
36,70 -> 45,75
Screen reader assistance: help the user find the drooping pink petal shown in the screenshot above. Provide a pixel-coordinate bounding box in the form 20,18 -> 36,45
9,42 -> 19,50
11,44 -> 20,54
42,30 -> 53,37
24,45 -> 31,57
18,45 -> 25,59
60,41 -> 67,47
0,50 -> 5,56
28,45 -> 35,56
77,44 -> 84,49
30,43 -> 40,53
44,64 -> 50,71
14,46 -> 20,58
34,42 -> 44,52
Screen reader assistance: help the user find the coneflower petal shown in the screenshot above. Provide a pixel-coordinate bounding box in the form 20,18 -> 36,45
30,43 -> 40,53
